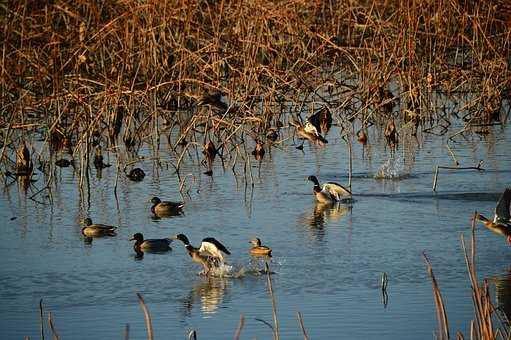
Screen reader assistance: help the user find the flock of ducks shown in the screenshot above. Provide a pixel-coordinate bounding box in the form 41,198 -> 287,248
81,195 -> 276,276
80,176 -> 353,276
81,178 -> 510,275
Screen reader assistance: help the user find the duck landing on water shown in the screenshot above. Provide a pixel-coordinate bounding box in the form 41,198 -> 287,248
173,234 -> 231,276
307,175 -> 352,203
476,188 -> 511,244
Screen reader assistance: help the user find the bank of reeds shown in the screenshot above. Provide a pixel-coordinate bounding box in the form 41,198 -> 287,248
1,0 -> 510,190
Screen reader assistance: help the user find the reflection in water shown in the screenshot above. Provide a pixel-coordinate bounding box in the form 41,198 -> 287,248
181,277 -> 230,316
297,202 -> 351,243
492,272 -> 511,326
300,202 -> 351,229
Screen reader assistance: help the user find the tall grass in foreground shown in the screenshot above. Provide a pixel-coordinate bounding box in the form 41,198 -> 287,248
424,212 -> 508,340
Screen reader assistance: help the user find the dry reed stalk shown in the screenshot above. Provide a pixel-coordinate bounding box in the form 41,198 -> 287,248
423,253 -> 450,340
136,293 -> 154,340
48,312 -> 59,340
265,262 -> 280,340
296,312 -> 310,340
233,314 -> 244,340
39,299 -> 44,340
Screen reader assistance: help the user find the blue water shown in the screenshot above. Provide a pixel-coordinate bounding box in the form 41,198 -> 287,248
0,119 -> 510,339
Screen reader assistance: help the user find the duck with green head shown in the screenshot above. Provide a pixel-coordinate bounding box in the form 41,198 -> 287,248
307,175 -> 351,203
81,218 -> 117,237
150,197 -> 184,216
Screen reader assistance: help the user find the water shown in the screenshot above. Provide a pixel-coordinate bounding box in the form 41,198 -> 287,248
1,122 -> 510,339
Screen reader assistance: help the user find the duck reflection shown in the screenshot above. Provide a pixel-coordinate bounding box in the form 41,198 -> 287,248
181,277 -> 230,316
492,271 -> 511,325
298,202 -> 351,243
301,202 -> 352,228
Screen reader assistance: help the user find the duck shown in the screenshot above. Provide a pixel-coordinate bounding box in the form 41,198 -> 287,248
476,188 -> 511,243
173,234 -> 230,275
130,233 -> 172,252
357,129 -> 368,145
127,168 -> 145,181
307,175 -> 351,203
252,140 -> 265,159
384,119 -> 398,148
150,197 -> 184,216
81,218 -> 117,237
249,238 -> 272,256
291,120 -> 328,146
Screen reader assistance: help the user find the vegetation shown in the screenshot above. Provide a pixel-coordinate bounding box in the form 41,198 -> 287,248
1,1 -> 509,180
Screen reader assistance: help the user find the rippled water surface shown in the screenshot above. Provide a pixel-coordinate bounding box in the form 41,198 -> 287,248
1,122 -> 510,339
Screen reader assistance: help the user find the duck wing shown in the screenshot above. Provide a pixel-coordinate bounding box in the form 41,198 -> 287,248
161,201 -> 184,209
323,182 -> 351,200
201,238 -> 231,255
92,223 -> 117,231
494,188 -> 511,223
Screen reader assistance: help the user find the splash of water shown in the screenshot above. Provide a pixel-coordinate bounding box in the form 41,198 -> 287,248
374,156 -> 410,180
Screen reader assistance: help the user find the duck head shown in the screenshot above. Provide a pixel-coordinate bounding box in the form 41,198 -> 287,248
130,233 -> 144,243
150,197 -> 161,205
307,175 -> 320,187
250,238 -> 262,247
172,233 -> 190,246
82,217 -> 93,226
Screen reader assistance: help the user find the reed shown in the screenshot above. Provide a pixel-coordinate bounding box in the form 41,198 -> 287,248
424,212 -> 507,339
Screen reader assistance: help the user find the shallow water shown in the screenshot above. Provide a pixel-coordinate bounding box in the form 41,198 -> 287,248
1,122 -> 510,339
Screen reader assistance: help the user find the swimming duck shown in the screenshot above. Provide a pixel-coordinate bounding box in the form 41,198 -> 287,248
127,168 -> 145,181
173,234 -> 230,275
130,233 -> 172,252
357,129 -> 368,145
252,140 -> 265,159
307,175 -> 351,203
249,238 -> 272,256
150,197 -> 184,216
81,218 -> 117,237
476,188 -> 511,243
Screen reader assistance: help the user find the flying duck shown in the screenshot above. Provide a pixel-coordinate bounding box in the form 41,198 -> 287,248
150,197 -> 184,216
173,234 -> 230,275
476,188 -> 511,243
249,238 -> 272,256
81,218 -> 117,237
291,120 -> 328,146
307,175 -> 351,203
130,233 -> 172,252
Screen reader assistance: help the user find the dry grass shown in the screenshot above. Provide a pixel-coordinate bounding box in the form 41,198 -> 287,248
0,1 -> 510,190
